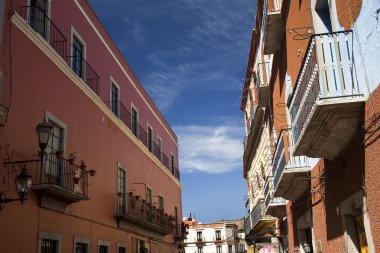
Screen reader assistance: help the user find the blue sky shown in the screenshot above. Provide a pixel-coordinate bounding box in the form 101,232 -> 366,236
88,0 -> 256,223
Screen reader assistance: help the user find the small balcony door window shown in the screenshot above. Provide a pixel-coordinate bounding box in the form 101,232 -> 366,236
98,245 -> 108,253
110,83 -> 119,116
131,108 -> 138,136
75,243 -> 88,253
146,188 -> 152,220
30,0 -> 48,39
45,120 -> 64,185
117,168 -> 127,214
228,245 -> 233,253
216,246 -> 222,253
158,195 -> 164,212
147,126 -> 153,152
41,239 -> 58,253
215,230 -> 221,240
171,155 -> 175,175
197,231 -> 202,241
118,247 -> 126,253
72,35 -> 84,78
197,247 -> 203,253
157,138 -> 162,161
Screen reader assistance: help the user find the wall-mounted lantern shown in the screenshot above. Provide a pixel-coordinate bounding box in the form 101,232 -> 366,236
1,120 -> 53,210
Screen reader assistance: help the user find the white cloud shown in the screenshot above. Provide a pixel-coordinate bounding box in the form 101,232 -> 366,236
174,124 -> 244,174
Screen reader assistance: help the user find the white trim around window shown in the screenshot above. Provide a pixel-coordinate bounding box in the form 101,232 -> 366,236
73,236 -> 90,253
38,231 -> 62,253
44,111 -> 67,155
109,76 -> 120,116
70,26 -> 86,60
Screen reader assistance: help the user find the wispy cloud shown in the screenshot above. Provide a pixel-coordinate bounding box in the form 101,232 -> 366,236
140,0 -> 255,111
174,123 -> 244,174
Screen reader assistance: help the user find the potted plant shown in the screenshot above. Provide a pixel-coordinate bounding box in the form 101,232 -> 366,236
89,169 -> 96,176
128,192 -> 134,197
68,151 -> 77,164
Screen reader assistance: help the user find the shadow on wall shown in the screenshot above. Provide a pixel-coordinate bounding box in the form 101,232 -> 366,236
322,107 -> 365,241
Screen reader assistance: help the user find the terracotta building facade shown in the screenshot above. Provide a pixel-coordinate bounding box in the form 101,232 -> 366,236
0,0 -> 183,252
241,0 -> 380,252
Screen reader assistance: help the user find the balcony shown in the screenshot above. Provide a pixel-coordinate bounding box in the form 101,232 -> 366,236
244,199 -> 274,236
262,0 -> 284,54
32,154 -> 89,212
20,6 -> 67,59
264,178 -> 286,217
68,55 -> 100,95
115,193 -> 176,238
18,6 -> 100,96
272,132 -> 312,201
108,101 -> 180,181
288,30 -> 365,161
243,108 -> 265,178
255,62 -> 271,107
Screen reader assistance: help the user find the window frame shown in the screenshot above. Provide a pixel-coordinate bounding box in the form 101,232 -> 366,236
45,111 -> 67,154
38,231 -> 62,253
158,194 -> 164,212
171,153 -> 175,175
147,125 -> 153,152
109,77 -> 120,117
215,230 -> 221,240
70,27 -> 86,80
117,164 -> 127,214
117,242 -> 127,253
197,231 -> 203,241
97,240 -> 110,253
131,105 -> 139,137
157,136 -> 162,161
27,0 -> 51,40
216,245 -> 222,253
73,236 -> 90,253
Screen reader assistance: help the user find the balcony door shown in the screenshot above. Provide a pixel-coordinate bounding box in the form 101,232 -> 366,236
44,120 -> 64,186
29,0 -> 49,39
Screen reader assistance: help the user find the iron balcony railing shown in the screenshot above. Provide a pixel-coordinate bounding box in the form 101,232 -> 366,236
20,6 -> 67,59
271,130 -> 312,194
18,5 -> 179,181
108,100 -> 132,128
107,101 -> 180,180
116,193 -> 176,234
244,214 -> 251,235
288,30 -> 361,148
264,179 -> 271,209
245,199 -> 265,235
68,55 -> 100,95
34,154 -> 88,197
264,178 -> 285,210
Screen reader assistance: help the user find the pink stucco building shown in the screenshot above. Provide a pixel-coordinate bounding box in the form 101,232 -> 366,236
0,1 -> 183,252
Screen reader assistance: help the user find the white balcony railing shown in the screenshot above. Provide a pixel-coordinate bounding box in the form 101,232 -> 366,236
288,30 -> 363,151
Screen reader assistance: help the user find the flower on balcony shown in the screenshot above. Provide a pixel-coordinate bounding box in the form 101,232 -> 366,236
68,151 -> 77,164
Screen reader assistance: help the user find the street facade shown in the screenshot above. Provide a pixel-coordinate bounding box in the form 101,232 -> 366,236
241,0 -> 380,252
0,0 -> 183,252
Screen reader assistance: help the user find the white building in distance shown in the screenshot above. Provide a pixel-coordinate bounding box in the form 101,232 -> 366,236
184,219 -> 246,253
